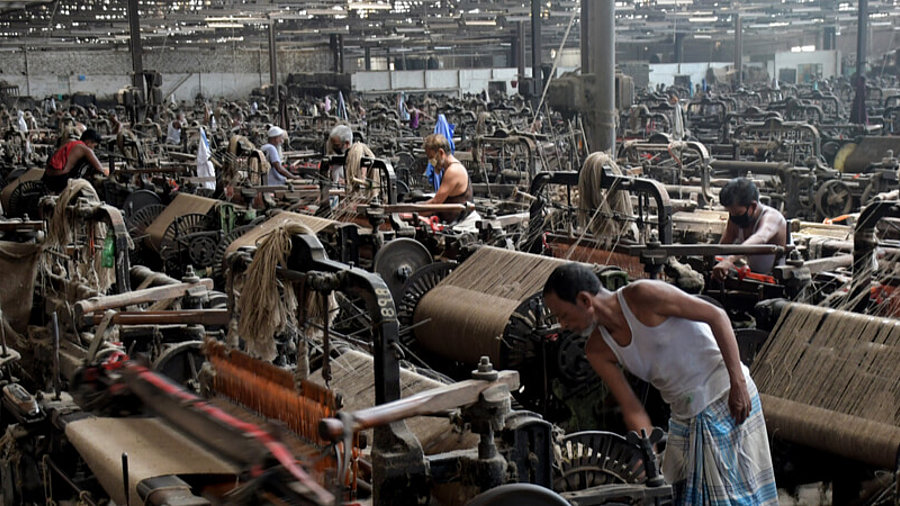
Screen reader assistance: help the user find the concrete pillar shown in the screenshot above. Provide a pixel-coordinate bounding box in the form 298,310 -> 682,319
365,46 -> 372,71
734,13 -> 743,88
582,0 -> 616,153
531,0 -> 542,103
126,0 -> 143,89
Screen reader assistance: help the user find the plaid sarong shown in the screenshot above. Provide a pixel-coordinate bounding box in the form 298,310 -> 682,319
663,375 -> 779,505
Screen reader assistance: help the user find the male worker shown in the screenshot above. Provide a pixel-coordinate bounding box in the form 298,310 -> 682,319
668,91 -> 686,141
543,263 -> 778,505
263,126 -> 298,186
712,177 -> 788,280
165,112 -> 185,145
326,124 -> 353,183
422,133 -> 473,223
42,128 -> 109,193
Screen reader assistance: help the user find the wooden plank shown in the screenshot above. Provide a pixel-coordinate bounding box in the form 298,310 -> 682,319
74,278 -> 214,318
319,370 -> 519,440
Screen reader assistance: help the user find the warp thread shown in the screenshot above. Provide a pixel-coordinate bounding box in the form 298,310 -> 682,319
752,302 -> 900,426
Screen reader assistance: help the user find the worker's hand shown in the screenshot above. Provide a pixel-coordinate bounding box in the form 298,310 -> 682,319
728,379 -> 752,424
711,259 -> 733,282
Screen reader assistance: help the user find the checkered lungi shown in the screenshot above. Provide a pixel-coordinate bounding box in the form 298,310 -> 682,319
663,375 -> 779,505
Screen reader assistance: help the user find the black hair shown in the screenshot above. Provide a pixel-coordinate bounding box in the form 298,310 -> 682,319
80,128 -> 102,144
543,263 -> 601,304
719,177 -> 759,207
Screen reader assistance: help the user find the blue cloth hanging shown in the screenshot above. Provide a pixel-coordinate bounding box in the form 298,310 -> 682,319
424,114 -> 455,192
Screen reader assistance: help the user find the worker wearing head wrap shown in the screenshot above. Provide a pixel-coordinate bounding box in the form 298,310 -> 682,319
263,126 -> 297,186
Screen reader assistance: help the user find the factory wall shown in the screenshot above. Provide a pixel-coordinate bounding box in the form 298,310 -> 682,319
0,47 -> 331,102
648,62 -> 733,89
351,67 -> 535,96
768,50 -> 841,83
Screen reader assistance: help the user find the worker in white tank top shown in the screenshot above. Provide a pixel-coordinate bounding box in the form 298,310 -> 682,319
713,177 -> 788,280
543,264 -> 778,505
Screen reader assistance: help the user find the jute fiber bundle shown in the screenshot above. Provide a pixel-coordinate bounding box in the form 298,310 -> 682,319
234,222 -> 313,361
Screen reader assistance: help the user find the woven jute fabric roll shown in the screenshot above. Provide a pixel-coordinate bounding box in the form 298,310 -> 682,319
761,394 -> 900,468
412,247 -> 567,365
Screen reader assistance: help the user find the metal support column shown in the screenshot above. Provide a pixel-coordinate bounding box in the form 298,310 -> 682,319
22,44 -> 29,97
734,13 -> 743,88
268,22 -> 278,87
674,32 -> 685,66
331,34 -> 344,74
823,26 -> 836,50
530,0 -> 542,104
856,0 -> 867,79
126,0 -> 143,90
365,46 -> 372,71
851,0 -> 868,124
582,0 -> 616,153
515,21 -> 526,79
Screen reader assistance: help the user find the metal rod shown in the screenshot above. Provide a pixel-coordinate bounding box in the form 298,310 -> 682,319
734,13 -> 743,89
322,295 -> 332,387
43,456 -> 98,505
0,309 -> 8,358
51,312 -> 60,400
86,309 -> 230,326
122,453 -> 130,506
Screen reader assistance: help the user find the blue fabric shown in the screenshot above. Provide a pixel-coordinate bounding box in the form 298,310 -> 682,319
398,93 -> 410,121
425,114 -> 456,192
337,91 -> 349,121
667,384 -> 779,506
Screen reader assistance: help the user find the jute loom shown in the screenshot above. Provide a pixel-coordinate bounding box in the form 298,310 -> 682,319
0,168 -> 43,211
307,348 -> 479,454
413,246 -> 567,365
144,193 -> 219,251
751,301 -> 900,468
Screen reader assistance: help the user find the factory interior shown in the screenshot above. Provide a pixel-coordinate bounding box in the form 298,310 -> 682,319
0,0 -> 899,504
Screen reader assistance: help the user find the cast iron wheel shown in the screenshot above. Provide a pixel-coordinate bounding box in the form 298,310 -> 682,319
553,430 -> 647,492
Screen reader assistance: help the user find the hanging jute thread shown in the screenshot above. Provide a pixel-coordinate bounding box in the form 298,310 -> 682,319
234,222 -> 313,361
